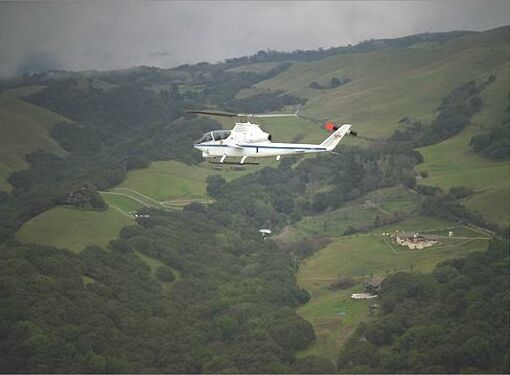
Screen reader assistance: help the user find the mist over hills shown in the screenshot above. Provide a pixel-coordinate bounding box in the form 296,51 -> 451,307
2,28 -> 480,78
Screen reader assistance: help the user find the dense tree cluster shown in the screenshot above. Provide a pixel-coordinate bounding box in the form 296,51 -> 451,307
309,76 -> 351,90
2,208 -> 316,373
392,78 -> 491,146
224,91 -> 305,114
470,109 -> 510,159
337,239 -> 509,373
418,186 -> 508,236
206,144 -> 422,234
63,183 -> 106,209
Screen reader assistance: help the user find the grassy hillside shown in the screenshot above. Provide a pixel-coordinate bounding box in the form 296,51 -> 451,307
16,206 -> 134,253
118,159 -> 272,201
296,216 -> 491,361
4,27 -> 509,372
0,86 -> 71,191
279,185 -> 419,242
14,158 -> 272,253
101,192 -> 145,215
275,182 -> 495,361
416,62 -> 510,226
248,27 -> 509,139
265,29 -> 509,362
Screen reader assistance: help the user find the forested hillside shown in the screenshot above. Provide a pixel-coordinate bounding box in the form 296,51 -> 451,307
337,239 -> 509,374
1,26 -> 509,373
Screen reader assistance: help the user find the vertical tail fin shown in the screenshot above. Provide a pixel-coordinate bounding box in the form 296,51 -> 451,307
320,124 -> 352,151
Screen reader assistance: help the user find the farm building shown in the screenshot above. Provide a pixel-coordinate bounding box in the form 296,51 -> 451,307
363,276 -> 384,294
395,232 -> 440,250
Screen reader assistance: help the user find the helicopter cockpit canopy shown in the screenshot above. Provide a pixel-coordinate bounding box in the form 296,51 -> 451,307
197,130 -> 231,143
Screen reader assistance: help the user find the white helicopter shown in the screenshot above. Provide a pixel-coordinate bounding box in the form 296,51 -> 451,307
189,110 -> 356,165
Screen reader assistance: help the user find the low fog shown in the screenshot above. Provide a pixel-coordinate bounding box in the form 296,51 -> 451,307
1,1 -> 509,76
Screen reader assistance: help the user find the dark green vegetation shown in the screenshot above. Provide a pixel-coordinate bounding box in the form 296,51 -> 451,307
0,85 -> 71,192
470,108 -> 510,159
208,145 -> 421,234
392,78 -> 489,146
309,76 -> 351,90
337,239 -> 509,374
1,26 -> 509,373
0,61 -> 295,242
224,90 -> 304,114
3,210 -> 317,373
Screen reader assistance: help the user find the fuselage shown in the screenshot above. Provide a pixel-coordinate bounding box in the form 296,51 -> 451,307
194,140 -> 326,158
193,121 -> 351,162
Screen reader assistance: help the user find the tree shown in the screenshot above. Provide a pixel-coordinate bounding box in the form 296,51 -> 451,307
155,266 -> 176,282
206,175 -> 226,197
309,81 -> 322,89
330,77 -> 341,87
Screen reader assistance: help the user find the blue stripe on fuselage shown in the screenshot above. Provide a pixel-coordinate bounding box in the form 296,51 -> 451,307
193,144 -> 326,151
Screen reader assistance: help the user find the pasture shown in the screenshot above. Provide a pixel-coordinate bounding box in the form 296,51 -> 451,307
416,62 -> 510,226
0,86 -> 71,191
282,185 -> 420,242
101,192 -> 145,216
16,206 -> 134,253
296,216 -> 491,361
118,159 -> 273,201
250,28 -> 509,139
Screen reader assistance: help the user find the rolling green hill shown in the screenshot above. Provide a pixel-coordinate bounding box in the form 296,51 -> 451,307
4,26 -> 509,373
0,86 -> 71,191
117,159 -> 273,201
296,215 -> 491,361
16,206 -> 134,253
416,62 -> 510,226
260,27 -> 509,363
13,147 -> 276,255
248,27 -> 509,139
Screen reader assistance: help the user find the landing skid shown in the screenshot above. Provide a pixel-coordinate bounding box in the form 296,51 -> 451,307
208,160 -> 260,165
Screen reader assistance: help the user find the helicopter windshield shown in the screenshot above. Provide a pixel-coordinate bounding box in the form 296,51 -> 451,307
197,130 -> 231,144
197,132 -> 213,143
212,130 -> 231,141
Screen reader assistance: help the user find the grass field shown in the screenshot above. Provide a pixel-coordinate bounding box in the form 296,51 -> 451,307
416,62 -> 510,226
16,206 -> 134,253
118,159 -> 275,201
101,192 -> 145,216
296,215 -> 491,362
279,185 -> 420,242
276,183 -> 492,361
0,85 -> 71,191
247,28 -> 509,140
15,154 -> 278,253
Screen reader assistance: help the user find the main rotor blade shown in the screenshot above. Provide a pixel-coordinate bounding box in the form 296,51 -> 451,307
186,110 -> 238,117
186,110 -> 297,118
247,113 -> 297,118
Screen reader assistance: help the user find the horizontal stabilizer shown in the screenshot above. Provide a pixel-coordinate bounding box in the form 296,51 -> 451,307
320,124 -> 352,151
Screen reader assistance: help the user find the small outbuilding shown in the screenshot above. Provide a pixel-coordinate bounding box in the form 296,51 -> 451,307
363,276 -> 384,294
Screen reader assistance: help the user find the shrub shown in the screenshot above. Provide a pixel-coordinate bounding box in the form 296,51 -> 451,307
155,266 -> 176,282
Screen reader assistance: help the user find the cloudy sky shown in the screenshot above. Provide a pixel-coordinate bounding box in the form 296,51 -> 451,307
1,1 -> 509,76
